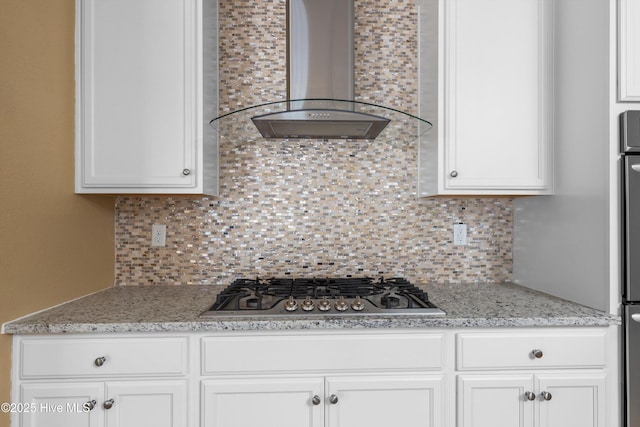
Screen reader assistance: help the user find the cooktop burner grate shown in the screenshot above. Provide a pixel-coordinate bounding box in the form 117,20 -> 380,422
202,277 -> 445,317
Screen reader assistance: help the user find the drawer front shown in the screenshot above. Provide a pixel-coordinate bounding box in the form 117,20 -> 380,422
20,336 -> 188,378
202,332 -> 444,375
456,330 -> 607,370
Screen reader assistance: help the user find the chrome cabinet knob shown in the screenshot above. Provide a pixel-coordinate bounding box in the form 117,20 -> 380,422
182,168 -> 191,176
94,357 -> 106,367
329,394 -> 339,404
84,400 -> 96,411
450,170 -> 458,178
103,399 -> 114,410
524,391 -> 536,401
541,391 -> 552,401
312,395 -> 321,405
531,349 -> 543,359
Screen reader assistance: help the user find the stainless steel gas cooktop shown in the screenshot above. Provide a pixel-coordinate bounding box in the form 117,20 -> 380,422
200,277 -> 445,317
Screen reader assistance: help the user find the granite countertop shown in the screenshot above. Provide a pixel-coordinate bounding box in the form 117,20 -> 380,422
1,282 -> 619,334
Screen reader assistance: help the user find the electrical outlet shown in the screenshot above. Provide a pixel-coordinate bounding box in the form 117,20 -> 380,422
453,223 -> 467,246
151,224 -> 166,247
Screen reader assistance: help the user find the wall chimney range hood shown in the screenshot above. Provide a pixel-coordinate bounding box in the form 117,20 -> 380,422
209,0 -> 432,142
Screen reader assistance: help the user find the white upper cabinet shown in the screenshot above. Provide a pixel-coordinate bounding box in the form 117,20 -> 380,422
620,0 -> 640,101
418,0 -> 553,196
75,0 -> 218,194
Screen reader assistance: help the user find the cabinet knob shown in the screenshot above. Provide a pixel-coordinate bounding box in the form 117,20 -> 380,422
450,170 -> 458,178
103,399 -> 114,410
182,168 -> 191,176
84,400 -> 96,411
531,349 -> 543,359
524,391 -> 536,401
94,356 -> 106,367
541,391 -> 552,401
329,394 -> 339,404
312,395 -> 321,405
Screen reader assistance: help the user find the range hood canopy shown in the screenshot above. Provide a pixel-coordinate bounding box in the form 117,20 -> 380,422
209,0 -> 432,142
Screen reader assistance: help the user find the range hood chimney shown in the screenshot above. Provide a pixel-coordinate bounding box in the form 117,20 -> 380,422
251,0 -> 390,140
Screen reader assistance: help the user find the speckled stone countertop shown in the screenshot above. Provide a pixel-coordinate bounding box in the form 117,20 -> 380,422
1,283 -> 619,334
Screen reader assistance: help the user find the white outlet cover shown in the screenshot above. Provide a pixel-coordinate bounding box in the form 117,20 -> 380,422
453,223 -> 467,246
151,224 -> 166,247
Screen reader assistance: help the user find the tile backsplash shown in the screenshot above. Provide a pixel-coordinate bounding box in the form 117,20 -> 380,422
114,0 -> 513,286
115,156 -> 513,285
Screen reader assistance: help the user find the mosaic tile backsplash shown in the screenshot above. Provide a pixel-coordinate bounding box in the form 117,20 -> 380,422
114,0 -> 514,286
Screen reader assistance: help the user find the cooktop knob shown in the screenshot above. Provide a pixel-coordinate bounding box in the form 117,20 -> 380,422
335,296 -> 349,312
301,296 -> 315,311
284,296 -> 298,312
318,296 -> 331,312
351,296 -> 365,311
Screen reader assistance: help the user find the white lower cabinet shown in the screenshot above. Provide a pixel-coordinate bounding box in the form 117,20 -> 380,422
326,376 -> 443,427
535,374 -> 606,427
202,375 -> 443,427
13,334 -> 190,427
455,330 -> 610,427
20,383 -> 103,427
202,377 -> 323,427
458,373 -> 606,427
20,380 -> 187,427
199,331 -> 446,427
10,328 -> 617,427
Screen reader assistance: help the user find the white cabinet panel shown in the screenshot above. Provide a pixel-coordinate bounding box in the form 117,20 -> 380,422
327,376 -> 443,427
21,383 -> 103,427
620,0 -> 640,101
104,381 -> 187,427
458,375 -> 534,427
202,332 -> 443,375
535,374 -> 606,427
419,0 -> 553,196
20,336 -> 188,378
202,378 -> 324,427
75,0 -> 218,194
456,331 -> 607,370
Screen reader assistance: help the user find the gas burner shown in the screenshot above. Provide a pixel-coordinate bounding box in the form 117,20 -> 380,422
201,277 -> 445,317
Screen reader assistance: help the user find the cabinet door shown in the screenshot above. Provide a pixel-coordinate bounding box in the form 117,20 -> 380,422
457,375 -> 534,427
20,382 -> 103,427
76,0 -> 200,192
535,374 -> 606,427
326,375 -> 443,427
620,0 -> 640,100
441,0 -> 552,193
201,377 -> 324,427
104,380 -> 187,427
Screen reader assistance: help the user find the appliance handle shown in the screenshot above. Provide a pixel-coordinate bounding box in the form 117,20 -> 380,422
631,313 -> 640,322
631,164 -> 640,172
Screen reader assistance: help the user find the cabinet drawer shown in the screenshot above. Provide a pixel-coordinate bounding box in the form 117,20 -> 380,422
20,336 -> 188,378
202,332 -> 444,375
456,330 -> 607,370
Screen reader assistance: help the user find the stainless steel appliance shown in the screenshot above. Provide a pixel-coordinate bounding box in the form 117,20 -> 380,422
200,277 -> 445,317
250,0 -> 391,139
621,110 -> 640,427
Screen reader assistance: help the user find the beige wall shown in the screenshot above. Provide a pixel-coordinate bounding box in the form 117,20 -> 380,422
0,1 -> 115,425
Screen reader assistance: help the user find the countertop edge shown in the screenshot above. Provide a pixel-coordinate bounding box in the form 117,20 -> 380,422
2,316 -> 621,335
